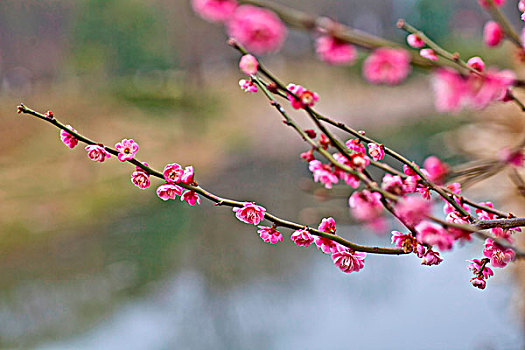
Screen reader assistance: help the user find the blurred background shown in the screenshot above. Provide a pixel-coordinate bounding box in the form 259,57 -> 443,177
1,0 -> 525,348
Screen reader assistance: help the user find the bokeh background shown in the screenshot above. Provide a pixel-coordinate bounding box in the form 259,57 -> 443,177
1,0 -> 525,348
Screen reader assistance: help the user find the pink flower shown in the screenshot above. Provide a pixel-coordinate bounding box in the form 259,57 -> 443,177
476,202 -> 495,220
431,68 -> 468,113
467,57 -> 485,72
420,48 -> 438,61
468,69 -> 516,109
60,125 -> 79,149
349,153 -> 370,170
362,48 -> 411,85
348,190 -> 383,221
163,163 -> 184,184
382,174 -> 405,196
446,212 -> 472,241
483,21 -> 504,47
415,221 -> 454,251
478,0 -> 505,9
520,0 -> 525,12
257,226 -> 283,244
291,229 -> 314,247
233,202 -> 266,225
471,277 -> 486,289
368,143 -> 385,161
407,34 -> 425,48
115,139 -> 139,162
156,183 -> 183,200
491,227 -> 513,242
227,5 -> 287,54
239,79 -> 258,93
308,160 -> 338,189
315,35 -> 357,65
391,230 -> 416,253
483,238 -> 515,267
191,0 -> 237,23
424,156 -> 448,185
181,190 -> 201,206
421,249 -> 443,266
287,83 -> 319,109
319,217 -> 336,233
300,149 -> 315,162
467,259 -> 494,279
131,169 -> 150,189
403,175 -> 419,193
85,145 -> 110,162
346,139 -> 366,154
181,166 -> 196,185
239,54 -> 258,75
331,245 -> 366,273
395,195 -> 430,227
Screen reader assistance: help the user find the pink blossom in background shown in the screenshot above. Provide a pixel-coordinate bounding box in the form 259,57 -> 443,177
291,229 -> 314,247
483,239 -> 515,267
318,217 -> 336,233
286,84 -> 319,109
349,152 -> 370,170
381,174 -> 405,196
348,190 -> 383,221
191,0 -> 237,23
391,230 -> 416,253
395,195 -> 430,226
315,35 -> 357,65
308,160 -> 338,189
368,143 -> 385,161
467,259 -> 494,279
467,57 -> 485,72
362,48 -> 411,85
331,245 -> 366,273
163,163 -> 184,184
131,170 -> 150,189
431,68 -> 467,113
239,79 -> 258,92
483,21 -> 504,47
403,164 -> 418,176
257,226 -> 283,244
423,156 -> 448,184
445,212 -> 472,241
407,34 -> 425,48
520,0 -> 525,12
421,249 -> 443,266
403,175 -> 419,193
181,190 -> 201,206
181,166 -> 196,185
415,221 -> 454,251
346,139 -> 366,154
233,202 -> 266,225
476,202 -> 495,220
115,139 -> 139,162
156,183 -> 183,200
60,125 -> 79,149
420,48 -> 438,61
498,147 -> 524,167
491,227 -> 514,242
468,69 -> 516,109
227,5 -> 287,54
417,186 -> 431,200
478,0 -> 505,9
239,54 -> 258,75
85,145 -> 110,163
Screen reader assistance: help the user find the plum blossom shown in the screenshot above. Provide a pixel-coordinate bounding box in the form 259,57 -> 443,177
368,143 -> 385,161
431,68 -> 468,113
346,139 -> 366,154
468,69 -> 516,109
476,202 -> 495,220
239,54 -> 258,75
60,125 -> 79,149
471,277 -> 486,289
391,230 -> 416,253
233,202 -> 266,225
257,226 -> 283,244
420,48 -> 438,61
467,57 -> 485,72
421,248 -> 443,266
156,183 -> 183,200
315,217 -> 338,254
181,190 -> 201,206
308,160 -> 338,189
85,145 -> 110,163
467,259 -> 494,280
181,166 -> 196,185
348,190 -> 383,221
478,0 -> 505,9
239,79 -> 258,93
424,156 -> 448,185
319,217 -> 336,233
445,212 -> 472,241
382,174 -> 405,196
315,35 -> 357,65
483,21 -> 503,47
131,164 -> 151,189
483,238 -> 515,267
415,221 -> 454,251
227,5 -> 287,54
291,229 -> 314,247
191,0 -> 237,22
115,139 -> 139,162
407,34 -> 425,48
331,245 -> 366,273
287,83 -> 319,109
362,48 -> 411,85
395,195 -> 430,227
163,163 -> 184,184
